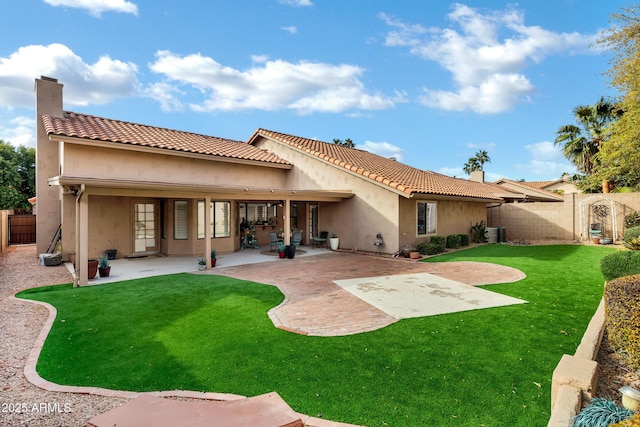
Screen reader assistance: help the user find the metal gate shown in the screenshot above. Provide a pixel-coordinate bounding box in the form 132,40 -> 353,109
8,214 -> 36,244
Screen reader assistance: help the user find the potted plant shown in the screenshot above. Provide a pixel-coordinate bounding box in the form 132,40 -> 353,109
210,249 -> 217,267
87,258 -> 99,279
98,255 -> 111,277
329,233 -> 339,251
197,258 -> 206,271
278,243 -> 286,258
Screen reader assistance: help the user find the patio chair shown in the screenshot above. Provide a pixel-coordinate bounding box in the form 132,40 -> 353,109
291,230 -> 302,248
313,231 -> 329,248
268,232 -> 283,252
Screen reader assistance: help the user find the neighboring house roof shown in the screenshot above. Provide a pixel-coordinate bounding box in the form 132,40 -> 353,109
493,178 -> 564,201
42,112 -> 291,167
249,129 -> 503,201
517,180 -> 558,190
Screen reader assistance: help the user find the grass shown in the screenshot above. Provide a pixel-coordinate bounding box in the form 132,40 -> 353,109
17,244 -> 615,426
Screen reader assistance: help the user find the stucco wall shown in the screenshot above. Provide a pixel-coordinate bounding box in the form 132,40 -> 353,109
62,195 -> 240,259
398,197 -> 487,248
61,143 -> 288,189
254,137 -> 401,252
489,193 -> 640,242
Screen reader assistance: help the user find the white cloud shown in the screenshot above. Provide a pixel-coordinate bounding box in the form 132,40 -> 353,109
148,50 -> 402,114
281,26 -> 297,34
144,82 -> 184,112
438,166 -> 464,178
382,4 -> 595,114
523,141 -> 563,161
0,116 -> 35,148
0,43 -> 140,109
251,55 -> 269,64
514,140 -> 577,178
278,0 -> 312,6
467,141 -> 496,150
357,141 -> 404,161
379,12 -> 429,47
43,0 -> 138,17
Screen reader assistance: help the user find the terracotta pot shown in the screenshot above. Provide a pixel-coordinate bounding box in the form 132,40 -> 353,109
592,237 -> 601,244
409,251 -> 420,259
88,259 -> 98,279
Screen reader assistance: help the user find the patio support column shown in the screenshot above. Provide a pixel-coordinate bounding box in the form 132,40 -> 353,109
205,197 -> 212,269
76,186 -> 88,286
283,199 -> 291,245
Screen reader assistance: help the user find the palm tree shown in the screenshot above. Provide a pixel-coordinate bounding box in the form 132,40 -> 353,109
333,138 -> 355,148
463,157 -> 481,175
463,150 -> 491,175
475,149 -> 490,170
554,97 -> 620,175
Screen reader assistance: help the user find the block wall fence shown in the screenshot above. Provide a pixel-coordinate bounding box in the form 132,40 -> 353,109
487,193 -> 640,242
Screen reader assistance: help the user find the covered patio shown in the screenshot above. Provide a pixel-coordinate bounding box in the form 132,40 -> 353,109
66,244 -> 333,285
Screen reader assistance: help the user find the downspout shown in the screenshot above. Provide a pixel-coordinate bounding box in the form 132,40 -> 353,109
74,184 -> 85,288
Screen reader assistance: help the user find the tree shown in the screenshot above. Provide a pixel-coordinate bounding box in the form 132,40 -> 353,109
463,150 -> 491,175
333,138 -> 355,148
554,97 -> 620,182
0,139 -> 35,213
589,6 -> 640,191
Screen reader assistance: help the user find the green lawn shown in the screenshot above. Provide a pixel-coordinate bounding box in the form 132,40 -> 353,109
17,245 -> 615,426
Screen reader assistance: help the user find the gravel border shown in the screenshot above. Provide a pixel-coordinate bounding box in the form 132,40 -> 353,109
0,245 -> 126,426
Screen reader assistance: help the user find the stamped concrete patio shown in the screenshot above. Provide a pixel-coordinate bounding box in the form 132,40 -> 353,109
209,250 -> 525,336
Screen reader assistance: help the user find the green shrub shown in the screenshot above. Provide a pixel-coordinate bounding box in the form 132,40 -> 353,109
624,226 -> 640,250
417,242 -> 441,256
429,236 -> 446,252
624,212 -> 640,229
446,234 -> 461,249
600,251 -> 640,281
572,398 -> 633,427
604,274 -> 640,370
458,233 -> 470,247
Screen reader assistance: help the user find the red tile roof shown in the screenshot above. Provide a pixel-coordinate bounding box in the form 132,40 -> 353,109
493,178 -> 563,201
42,112 -> 291,166
250,129 -> 503,201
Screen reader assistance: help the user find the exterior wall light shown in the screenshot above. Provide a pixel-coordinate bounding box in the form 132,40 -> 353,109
374,233 -> 383,246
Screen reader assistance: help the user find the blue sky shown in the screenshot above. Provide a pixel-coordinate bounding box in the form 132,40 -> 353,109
0,0 -> 629,182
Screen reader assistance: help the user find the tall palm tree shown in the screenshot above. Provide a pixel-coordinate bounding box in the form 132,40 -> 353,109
463,150 -> 491,175
475,150 -> 490,170
554,97 -> 620,175
463,157 -> 481,175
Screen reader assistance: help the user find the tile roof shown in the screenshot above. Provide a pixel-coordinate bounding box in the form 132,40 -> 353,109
493,178 -> 563,201
251,129 -> 503,201
42,112 -> 290,166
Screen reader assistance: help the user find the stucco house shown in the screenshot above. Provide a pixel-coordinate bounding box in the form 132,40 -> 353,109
36,76 -> 503,286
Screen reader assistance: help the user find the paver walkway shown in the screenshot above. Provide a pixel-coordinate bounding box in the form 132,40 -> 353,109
213,252 -> 525,336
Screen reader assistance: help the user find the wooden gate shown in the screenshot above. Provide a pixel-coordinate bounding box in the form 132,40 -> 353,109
8,214 -> 36,244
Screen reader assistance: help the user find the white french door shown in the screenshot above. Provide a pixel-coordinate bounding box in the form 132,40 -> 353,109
133,201 -> 159,254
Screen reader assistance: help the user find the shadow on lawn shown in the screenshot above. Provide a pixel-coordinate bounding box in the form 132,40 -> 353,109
425,243 -> 591,262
